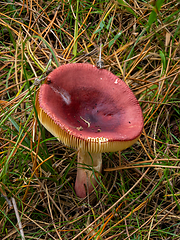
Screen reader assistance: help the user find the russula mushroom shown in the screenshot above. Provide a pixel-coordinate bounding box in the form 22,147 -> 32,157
35,63 -> 143,198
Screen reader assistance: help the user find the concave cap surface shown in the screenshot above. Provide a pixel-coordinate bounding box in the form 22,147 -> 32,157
36,63 -> 143,153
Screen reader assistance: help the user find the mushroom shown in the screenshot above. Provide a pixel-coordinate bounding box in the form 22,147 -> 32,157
35,63 -> 143,198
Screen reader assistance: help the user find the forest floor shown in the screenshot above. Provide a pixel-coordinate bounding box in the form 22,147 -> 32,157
0,1 -> 180,239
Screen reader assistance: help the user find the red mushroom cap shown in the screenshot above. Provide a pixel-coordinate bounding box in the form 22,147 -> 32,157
36,63 -> 143,152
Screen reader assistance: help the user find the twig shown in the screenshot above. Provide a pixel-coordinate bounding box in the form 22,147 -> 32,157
1,194 -> 12,208
0,184 -> 12,208
11,197 -> 25,240
96,41 -> 104,68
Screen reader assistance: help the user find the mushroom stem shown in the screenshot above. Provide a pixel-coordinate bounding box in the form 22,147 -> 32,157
75,148 -> 102,198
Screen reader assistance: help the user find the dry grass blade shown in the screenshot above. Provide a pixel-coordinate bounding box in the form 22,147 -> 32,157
101,199 -> 149,237
45,186 -> 63,240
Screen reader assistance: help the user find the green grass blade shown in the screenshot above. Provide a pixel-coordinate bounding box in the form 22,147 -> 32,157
73,0 -> 79,57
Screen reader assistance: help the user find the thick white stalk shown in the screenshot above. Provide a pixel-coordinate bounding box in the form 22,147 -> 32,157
75,148 -> 102,198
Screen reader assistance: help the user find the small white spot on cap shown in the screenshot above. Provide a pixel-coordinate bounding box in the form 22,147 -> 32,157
114,79 -> 118,84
